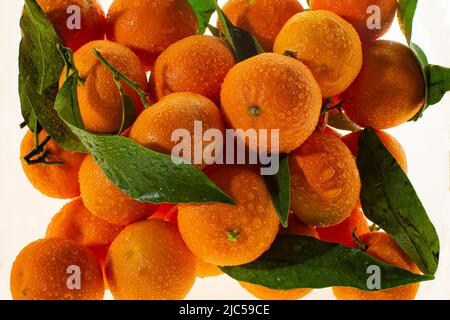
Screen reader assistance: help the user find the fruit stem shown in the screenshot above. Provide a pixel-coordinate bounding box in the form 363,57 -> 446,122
23,135 -> 63,166
352,228 -> 368,251
57,44 -> 84,84
93,49 -> 150,109
226,229 -> 240,242
320,98 -> 343,115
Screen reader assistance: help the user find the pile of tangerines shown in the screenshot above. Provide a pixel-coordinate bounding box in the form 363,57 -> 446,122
13,0 -> 425,300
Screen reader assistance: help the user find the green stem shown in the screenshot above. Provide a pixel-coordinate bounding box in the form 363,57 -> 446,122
57,44 -> 84,84
23,135 -> 63,166
93,49 -> 150,109
352,229 -> 368,251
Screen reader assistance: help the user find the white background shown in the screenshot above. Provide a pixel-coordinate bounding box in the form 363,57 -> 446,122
0,0 -> 449,300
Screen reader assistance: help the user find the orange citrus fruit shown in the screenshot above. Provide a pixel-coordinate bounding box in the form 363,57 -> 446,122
290,131 -> 361,227
37,0 -> 105,52
130,92 -> 225,170
46,198 -> 124,264
274,10 -> 363,97
316,207 -> 370,247
310,0 -> 397,42
60,40 -> 148,133
79,154 -> 157,226
221,53 -> 322,154
150,35 -> 236,103
106,0 -> 198,69
342,40 -> 425,129
105,219 -> 196,300
220,0 -> 304,51
20,130 -> 85,199
10,238 -> 104,300
178,166 -> 279,266
341,129 -> 408,172
196,258 -> 223,278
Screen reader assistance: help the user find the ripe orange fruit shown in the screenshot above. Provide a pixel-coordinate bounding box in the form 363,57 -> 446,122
316,208 -> 370,247
289,132 -> 361,227
10,238 -> 104,300
333,232 -> 420,300
342,40 -> 425,129
106,0 -> 198,69
105,219 -> 196,300
274,10 -> 362,98
150,35 -> 236,103
196,258 -> 223,278
341,129 -> 408,172
79,155 -> 157,226
241,215 -> 317,300
130,92 -> 225,169
60,40 -> 148,133
37,0 -> 105,52
20,130 -> 85,199
178,166 -> 279,266
220,0 -> 304,51
310,0 -> 397,42
221,53 -> 322,154
46,198 -> 124,264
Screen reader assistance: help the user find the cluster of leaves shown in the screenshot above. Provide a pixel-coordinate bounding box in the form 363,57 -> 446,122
18,0 -> 442,291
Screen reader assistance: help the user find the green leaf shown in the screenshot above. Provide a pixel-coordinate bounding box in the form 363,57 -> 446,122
263,154 -> 290,227
327,110 -> 361,132
397,0 -> 418,44
188,0 -> 216,34
214,3 -> 264,61
19,0 -> 84,151
409,43 -> 450,121
54,73 -> 85,130
221,235 -> 433,290
55,76 -> 236,205
426,64 -> 450,105
118,93 -> 137,134
357,128 -> 440,275
93,49 -> 150,111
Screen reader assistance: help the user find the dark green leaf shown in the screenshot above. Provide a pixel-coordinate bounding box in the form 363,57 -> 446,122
263,154 -> 290,227
215,4 -> 264,61
19,0 -> 84,151
55,76 -> 235,205
397,0 -> 418,44
118,93 -> 137,134
426,65 -> 450,105
188,0 -> 216,34
327,110 -> 361,132
221,235 -> 433,290
54,73 -> 85,130
357,128 -> 440,275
